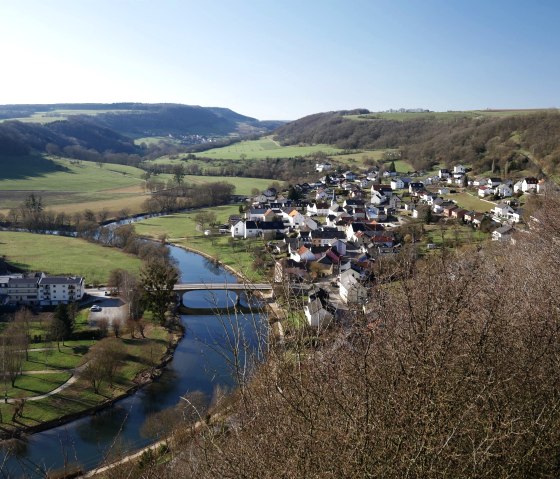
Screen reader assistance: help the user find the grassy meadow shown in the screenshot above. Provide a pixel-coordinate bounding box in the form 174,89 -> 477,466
134,205 -> 265,281
0,157 -> 147,215
0,109 -> 137,125
195,137 -> 343,160
0,231 -> 142,284
442,191 -> 496,212
345,109 -> 547,123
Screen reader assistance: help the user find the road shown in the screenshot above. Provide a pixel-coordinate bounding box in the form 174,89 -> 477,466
84,289 -> 127,326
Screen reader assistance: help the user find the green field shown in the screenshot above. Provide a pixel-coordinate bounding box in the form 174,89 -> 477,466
0,231 -> 142,283
195,137 -> 343,160
0,157 -> 145,191
345,109 -> 547,123
135,205 -> 265,281
0,157 -> 148,214
0,109 -> 137,125
149,173 -> 277,196
443,191 -> 495,212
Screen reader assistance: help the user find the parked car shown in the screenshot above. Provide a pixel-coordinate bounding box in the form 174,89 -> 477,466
90,305 -> 102,312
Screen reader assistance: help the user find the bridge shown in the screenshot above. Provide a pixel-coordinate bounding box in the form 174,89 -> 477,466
173,283 -> 273,292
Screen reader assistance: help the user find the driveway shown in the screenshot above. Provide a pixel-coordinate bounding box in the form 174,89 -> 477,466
87,297 -> 127,327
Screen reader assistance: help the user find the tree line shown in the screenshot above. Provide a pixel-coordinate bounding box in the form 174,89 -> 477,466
274,110 -> 560,175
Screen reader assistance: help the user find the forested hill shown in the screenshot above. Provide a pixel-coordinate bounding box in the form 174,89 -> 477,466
0,118 -> 138,157
274,109 -> 560,175
0,103 -> 281,138
0,103 -> 284,169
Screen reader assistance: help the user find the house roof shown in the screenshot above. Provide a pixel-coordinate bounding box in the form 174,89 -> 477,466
38,276 -> 83,285
8,277 -> 38,286
495,225 -> 514,235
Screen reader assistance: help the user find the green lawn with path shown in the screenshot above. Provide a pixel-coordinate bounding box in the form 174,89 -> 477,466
0,322 -> 171,431
0,231 -> 142,284
3,372 -> 72,399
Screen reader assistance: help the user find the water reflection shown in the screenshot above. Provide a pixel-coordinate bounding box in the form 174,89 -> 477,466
76,406 -> 129,444
182,290 -> 238,309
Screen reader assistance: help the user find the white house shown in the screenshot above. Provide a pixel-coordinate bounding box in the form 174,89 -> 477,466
246,208 -> 267,222
439,168 -> 451,179
315,162 -> 332,172
438,187 -> 450,195
370,189 -> 388,205
487,177 -> 502,188
453,165 -> 466,174
390,178 -> 405,190
478,186 -> 493,197
492,225 -> 515,242
338,271 -> 368,304
231,220 -> 260,238
343,171 -> 356,181
285,209 -> 306,227
522,177 -> 539,193
495,183 -> 513,198
492,203 -> 514,219
303,298 -> 333,329
306,202 -> 330,216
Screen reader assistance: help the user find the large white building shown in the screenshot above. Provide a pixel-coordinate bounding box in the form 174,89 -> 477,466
38,276 -> 85,306
1,273 -> 84,306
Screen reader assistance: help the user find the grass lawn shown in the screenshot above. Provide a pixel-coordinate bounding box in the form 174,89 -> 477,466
0,323 -> 171,430
25,347 -> 86,370
424,223 -> 489,248
0,231 -> 142,284
4,372 -> 72,399
134,205 -> 265,281
195,137 -> 343,160
443,191 -> 495,212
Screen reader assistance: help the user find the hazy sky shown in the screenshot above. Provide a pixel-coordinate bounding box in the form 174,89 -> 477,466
1,0 -> 559,120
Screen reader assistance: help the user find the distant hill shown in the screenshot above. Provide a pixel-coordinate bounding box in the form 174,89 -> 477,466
274,109 -> 560,176
0,103 -> 281,138
0,103 -> 284,174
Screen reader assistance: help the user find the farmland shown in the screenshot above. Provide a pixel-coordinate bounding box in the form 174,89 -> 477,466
345,109 -> 548,122
0,231 -> 142,284
195,137 -> 343,160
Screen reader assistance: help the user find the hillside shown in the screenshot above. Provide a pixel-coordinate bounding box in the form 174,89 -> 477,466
274,109 -> 560,176
0,103 -> 280,138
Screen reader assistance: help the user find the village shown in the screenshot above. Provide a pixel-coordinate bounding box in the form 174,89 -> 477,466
225,161 -> 548,329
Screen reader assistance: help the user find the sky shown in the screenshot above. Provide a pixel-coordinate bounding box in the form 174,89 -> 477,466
0,0 -> 559,120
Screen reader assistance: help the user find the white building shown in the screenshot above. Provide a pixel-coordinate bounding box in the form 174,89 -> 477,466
303,298 -> 333,329
38,276 -> 85,306
5,273 -> 84,306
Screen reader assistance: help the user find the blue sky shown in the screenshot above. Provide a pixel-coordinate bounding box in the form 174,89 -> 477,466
0,0 -> 558,120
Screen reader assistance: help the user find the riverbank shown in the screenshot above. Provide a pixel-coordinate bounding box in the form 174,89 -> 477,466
0,324 -> 182,441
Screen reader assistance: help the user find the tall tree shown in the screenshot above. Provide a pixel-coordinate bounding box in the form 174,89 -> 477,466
140,258 -> 179,325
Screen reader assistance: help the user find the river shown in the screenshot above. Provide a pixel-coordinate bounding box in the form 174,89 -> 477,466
0,245 -> 265,478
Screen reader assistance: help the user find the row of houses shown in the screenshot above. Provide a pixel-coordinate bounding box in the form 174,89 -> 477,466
0,273 -> 85,306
